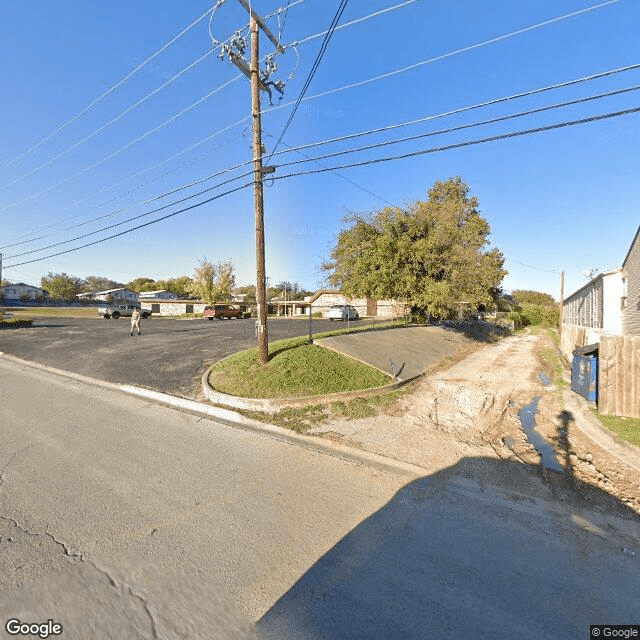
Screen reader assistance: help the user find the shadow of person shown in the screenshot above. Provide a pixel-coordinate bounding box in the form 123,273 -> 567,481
557,409 -> 574,476
258,457 -> 640,640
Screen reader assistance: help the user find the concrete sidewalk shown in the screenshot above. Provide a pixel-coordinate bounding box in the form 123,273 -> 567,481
315,324 -> 474,381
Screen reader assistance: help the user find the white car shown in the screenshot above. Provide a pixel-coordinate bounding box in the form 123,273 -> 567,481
99,302 -> 150,320
327,304 -> 359,321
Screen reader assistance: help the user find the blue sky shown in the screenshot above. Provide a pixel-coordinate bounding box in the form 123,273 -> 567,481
0,0 -> 638,299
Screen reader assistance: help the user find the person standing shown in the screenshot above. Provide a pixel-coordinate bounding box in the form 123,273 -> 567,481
130,307 -> 141,336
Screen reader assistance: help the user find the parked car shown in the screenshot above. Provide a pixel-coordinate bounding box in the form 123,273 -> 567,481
327,304 -> 359,321
203,304 -> 243,320
99,302 -> 150,320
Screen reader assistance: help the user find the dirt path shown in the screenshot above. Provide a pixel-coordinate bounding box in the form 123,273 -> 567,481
310,331 -> 640,520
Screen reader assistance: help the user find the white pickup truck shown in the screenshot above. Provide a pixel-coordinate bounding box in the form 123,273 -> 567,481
98,302 -> 151,320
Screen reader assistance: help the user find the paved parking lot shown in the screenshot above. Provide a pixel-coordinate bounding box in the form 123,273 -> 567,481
0,316 -> 373,397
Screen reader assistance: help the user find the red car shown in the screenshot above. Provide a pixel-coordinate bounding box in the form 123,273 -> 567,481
203,305 -> 243,320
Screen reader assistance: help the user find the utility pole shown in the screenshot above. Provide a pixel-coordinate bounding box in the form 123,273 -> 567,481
225,0 -> 284,364
559,270 -> 565,340
251,14 -> 269,362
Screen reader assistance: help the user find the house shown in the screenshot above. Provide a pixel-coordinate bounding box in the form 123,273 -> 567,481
77,288 -> 139,303
621,224 -> 640,336
269,294 -> 311,316
309,290 -> 409,319
562,267 -> 625,344
561,223 -> 640,359
138,290 -> 178,300
1,282 -> 48,301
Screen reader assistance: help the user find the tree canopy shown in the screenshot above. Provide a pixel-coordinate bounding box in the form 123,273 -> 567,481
41,272 -> 86,301
190,258 -> 235,304
83,276 -> 123,293
512,289 -> 557,307
323,177 -> 507,319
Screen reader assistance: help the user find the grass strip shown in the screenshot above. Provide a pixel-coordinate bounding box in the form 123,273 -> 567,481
0,318 -> 33,327
2,306 -> 100,318
208,328 -> 404,398
591,411 -> 640,447
210,339 -> 390,398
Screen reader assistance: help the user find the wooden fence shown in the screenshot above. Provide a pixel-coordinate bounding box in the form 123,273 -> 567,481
598,335 -> 640,418
560,324 -> 587,362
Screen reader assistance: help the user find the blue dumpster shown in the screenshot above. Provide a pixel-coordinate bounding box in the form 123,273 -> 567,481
571,344 -> 598,403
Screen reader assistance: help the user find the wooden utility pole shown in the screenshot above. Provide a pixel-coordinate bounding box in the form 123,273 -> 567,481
233,0 -> 284,364
250,15 -> 268,363
559,270 -> 565,339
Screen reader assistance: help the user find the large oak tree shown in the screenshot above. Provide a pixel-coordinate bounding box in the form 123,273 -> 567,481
41,272 -> 86,301
323,177 -> 507,319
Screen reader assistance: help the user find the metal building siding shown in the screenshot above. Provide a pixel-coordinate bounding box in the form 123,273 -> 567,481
622,229 -> 640,336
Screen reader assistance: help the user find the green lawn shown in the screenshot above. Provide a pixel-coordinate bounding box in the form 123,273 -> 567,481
1,306 -> 99,318
592,411 -> 640,447
208,329 -> 400,399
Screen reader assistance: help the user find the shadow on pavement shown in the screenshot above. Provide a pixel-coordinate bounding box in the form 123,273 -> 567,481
258,456 -> 640,640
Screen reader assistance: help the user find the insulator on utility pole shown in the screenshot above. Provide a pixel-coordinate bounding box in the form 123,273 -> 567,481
213,1 -> 288,363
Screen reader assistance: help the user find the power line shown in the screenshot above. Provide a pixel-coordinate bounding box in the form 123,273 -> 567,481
264,63 -> 640,158
0,74 -> 243,214
267,0 -> 349,162
3,166 -> 254,260
0,49 -> 215,194
0,135 -> 243,250
0,1 -> 400,215
286,1 -> 623,108
291,0 -> 417,46
0,4 -> 217,174
4,64 -> 638,251
4,182 -> 254,269
5,102 -> 639,269
0,1 -> 312,194
272,83 -> 640,171
268,105 -> 640,181
267,135 -> 399,209
506,258 -> 558,273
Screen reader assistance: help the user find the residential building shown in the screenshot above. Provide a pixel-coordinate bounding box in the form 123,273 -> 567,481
309,290 -> 409,319
621,225 -> 640,336
562,268 -> 625,344
562,224 -> 640,340
1,282 -> 48,301
77,288 -> 139,303
138,290 -> 178,300
561,224 -> 640,359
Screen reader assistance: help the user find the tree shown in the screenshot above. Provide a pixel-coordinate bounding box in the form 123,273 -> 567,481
164,276 -> 193,299
190,258 -> 235,304
234,284 -> 257,306
323,177 -> 507,319
41,272 -> 86,301
83,276 -> 123,293
512,289 -> 557,307
126,277 -> 157,292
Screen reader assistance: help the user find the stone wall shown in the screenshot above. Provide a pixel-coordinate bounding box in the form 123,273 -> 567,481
140,300 -> 207,316
376,300 -> 410,318
310,292 -> 408,318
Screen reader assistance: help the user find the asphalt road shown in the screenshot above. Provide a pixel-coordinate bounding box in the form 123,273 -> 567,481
0,315 -> 371,396
0,358 -> 407,638
2,359 -> 639,639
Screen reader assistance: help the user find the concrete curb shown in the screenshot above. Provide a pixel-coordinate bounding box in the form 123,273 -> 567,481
562,389 -> 640,473
0,352 -> 427,480
201,358 -> 412,414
